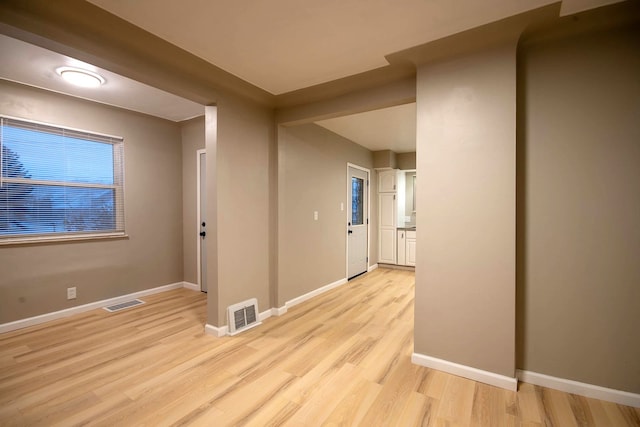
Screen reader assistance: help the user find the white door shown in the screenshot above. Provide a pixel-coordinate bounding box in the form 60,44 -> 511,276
198,150 -> 207,292
348,166 -> 369,279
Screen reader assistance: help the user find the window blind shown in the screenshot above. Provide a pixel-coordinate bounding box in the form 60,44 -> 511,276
0,116 -> 125,241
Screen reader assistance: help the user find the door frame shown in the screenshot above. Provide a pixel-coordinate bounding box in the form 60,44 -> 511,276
346,163 -> 371,279
196,148 -> 206,292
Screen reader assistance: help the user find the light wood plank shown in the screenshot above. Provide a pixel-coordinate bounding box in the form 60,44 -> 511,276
0,269 -> 637,426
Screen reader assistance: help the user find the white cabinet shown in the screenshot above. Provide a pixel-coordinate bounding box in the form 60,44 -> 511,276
397,229 -> 416,266
397,230 -> 406,265
379,193 -> 397,228
406,230 -> 416,267
378,169 -> 397,192
377,169 -> 408,266
378,193 -> 397,264
379,228 -> 397,264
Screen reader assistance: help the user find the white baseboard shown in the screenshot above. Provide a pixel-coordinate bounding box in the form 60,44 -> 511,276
285,277 -> 348,309
227,321 -> 263,336
205,309 -> 272,339
205,276 -> 358,338
258,309 -> 272,322
271,306 -> 287,316
518,370 -> 640,408
412,352 -> 518,391
368,263 -> 379,272
0,282 -> 185,334
182,281 -> 200,291
204,323 -> 228,338
269,276 -> 360,318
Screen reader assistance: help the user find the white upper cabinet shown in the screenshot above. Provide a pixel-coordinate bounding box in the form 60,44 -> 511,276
378,169 -> 397,192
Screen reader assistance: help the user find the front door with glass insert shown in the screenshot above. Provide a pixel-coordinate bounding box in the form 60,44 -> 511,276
348,165 -> 368,279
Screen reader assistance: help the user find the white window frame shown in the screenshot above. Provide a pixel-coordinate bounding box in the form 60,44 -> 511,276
0,115 -> 126,245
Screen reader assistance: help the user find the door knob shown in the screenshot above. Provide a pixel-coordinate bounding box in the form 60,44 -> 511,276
200,231 -> 206,237
348,230 -> 353,234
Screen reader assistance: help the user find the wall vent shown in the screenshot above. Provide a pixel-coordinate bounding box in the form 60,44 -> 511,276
227,298 -> 261,335
103,299 -> 145,313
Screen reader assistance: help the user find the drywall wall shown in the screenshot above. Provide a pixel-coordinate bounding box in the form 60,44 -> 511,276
373,150 -> 397,169
204,106 -> 219,326
415,43 -> 517,378
0,80 -> 183,323
276,77 -> 415,125
518,24 -> 640,393
277,124 -> 375,306
211,95 -> 274,326
181,116 -> 205,286
396,152 -> 416,170
373,151 -> 415,170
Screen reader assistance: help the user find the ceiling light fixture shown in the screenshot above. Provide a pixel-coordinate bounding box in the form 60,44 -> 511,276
56,66 -> 105,88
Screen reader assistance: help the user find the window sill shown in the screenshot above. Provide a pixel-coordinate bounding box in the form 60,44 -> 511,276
0,232 -> 129,246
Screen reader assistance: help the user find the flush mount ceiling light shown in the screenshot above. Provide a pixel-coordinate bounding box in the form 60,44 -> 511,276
56,66 -> 105,88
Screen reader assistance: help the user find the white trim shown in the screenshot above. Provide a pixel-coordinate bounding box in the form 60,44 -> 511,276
182,281 -> 200,292
258,309 -> 273,322
205,276 -> 361,336
227,322 -> 262,336
285,278 -> 348,309
412,352 -> 518,391
0,282 -> 184,334
196,148 -> 206,292
517,370 -> 640,408
346,163 -> 371,280
271,306 -> 288,316
0,232 -> 129,246
271,277 -> 352,316
368,263 -> 379,272
204,323 -> 228,338
205,309 -> 272,338
0,113 -> 123,140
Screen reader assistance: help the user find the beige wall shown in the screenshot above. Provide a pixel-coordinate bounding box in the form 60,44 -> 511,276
209,95 -> 274,326
0,80 -> 183,323
396,152 -> 416,170
415,43 -> 517,377
373,150 -> 397,169
180,116 -> 205,286
518,25 -> 640,393
277,124 -> 375,305
373,151 -> 415,170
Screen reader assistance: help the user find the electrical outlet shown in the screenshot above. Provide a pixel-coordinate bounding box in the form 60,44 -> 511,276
67,287 -> 77,300
314,211 -> 318,221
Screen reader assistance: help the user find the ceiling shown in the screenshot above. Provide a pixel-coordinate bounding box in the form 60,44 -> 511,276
0,30 -> 416,150
0,34 -> 204,122
1,0 -> 620,147
316,103 -> 416,153
87,0 -> 562,95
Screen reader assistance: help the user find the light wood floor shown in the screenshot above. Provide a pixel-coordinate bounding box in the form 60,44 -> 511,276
1,268 -> 638,426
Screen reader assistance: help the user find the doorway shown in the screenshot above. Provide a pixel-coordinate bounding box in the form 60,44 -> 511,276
347,164 -> 370,280
196,149 -> 207,292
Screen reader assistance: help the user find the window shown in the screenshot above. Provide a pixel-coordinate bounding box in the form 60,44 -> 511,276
351,177 -> 364,225
0,116 -> 125,243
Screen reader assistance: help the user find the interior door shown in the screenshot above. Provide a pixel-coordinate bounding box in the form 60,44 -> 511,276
198,150 -> 207,293
348,166 -> 368,279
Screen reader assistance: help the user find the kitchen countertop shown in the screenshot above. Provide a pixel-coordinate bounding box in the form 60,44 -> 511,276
397,223 -> 416,231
